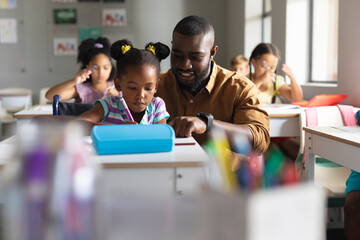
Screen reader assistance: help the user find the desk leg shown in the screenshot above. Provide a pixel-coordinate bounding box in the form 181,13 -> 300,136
304,132 -> 315,181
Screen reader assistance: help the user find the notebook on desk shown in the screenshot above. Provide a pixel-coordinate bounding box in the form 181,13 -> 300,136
292,94 -> 347,107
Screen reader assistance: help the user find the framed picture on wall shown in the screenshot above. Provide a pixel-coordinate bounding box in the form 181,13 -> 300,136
54,38 -> 77,56
0,18 -> 17,43
0,0 -> 17,9
53,9 -> 77,24
102,9 -> 126,27
78,27 -> 102,42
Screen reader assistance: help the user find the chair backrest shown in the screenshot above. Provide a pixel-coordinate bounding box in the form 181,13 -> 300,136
0,88 -> 32,110
53,95 -> 93,116
39,87 -> 50,105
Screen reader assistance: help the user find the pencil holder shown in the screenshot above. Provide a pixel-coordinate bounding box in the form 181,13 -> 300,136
91,124 -> 175,155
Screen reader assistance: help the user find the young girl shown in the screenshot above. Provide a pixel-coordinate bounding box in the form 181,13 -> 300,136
76,39 -> 170,125
45,37 -> 119,104
248,43 -> 303,104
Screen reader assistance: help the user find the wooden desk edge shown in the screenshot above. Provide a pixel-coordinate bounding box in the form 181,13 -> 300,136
268,113 -> 300,118
13,114 -> 53,118
303,127 -> 360,148
0,93 -> 32,97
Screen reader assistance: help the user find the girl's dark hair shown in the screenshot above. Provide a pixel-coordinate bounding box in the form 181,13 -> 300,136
110,39 -> 170,80
248,43 -> 280,80
77,37 -> 115,83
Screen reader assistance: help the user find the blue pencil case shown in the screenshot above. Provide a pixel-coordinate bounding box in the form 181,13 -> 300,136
91,124 -> 175,155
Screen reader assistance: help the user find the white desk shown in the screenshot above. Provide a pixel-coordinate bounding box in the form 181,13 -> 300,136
15,104 -> 305,138
0,135 -> 209,196
303,126 -> 360,181
263,104 -> 304,137
13,104 -> 52,128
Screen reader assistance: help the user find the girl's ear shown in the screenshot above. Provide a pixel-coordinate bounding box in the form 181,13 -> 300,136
154,81 -> 159,93
114,76 -> 121,91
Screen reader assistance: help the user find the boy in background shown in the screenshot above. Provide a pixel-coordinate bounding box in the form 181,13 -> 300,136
230,54 -> 249,76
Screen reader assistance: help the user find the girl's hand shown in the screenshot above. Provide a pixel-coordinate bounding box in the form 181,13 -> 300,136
282,64 -> 294,78
105,87 -> 120,97
124,121 -> 138,125
73,68 -> 93,85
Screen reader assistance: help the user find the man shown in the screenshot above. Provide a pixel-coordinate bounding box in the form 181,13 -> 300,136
157,15 -> 270,152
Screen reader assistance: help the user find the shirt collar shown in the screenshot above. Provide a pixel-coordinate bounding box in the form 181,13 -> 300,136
204,60 -> 217,94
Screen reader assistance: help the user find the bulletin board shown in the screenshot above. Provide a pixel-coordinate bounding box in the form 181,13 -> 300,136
0,0 -> 26,73
48,0 -> 135,73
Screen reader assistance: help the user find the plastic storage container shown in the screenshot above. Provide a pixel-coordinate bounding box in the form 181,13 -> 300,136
91,124 -> 175,155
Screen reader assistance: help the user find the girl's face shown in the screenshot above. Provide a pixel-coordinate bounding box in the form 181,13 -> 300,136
116,64 -> 158,113
87,54 -> 112,83
251,53 -> 278,76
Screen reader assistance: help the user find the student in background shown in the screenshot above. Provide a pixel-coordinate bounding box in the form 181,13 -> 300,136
230,54 -> 249,76
46,37 -> 118,104
344,111 -> 360,240
77,39 -> 170,126
248,43 -> 303,104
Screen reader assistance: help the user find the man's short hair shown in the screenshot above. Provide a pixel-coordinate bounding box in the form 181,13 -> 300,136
173,15 -> 214,36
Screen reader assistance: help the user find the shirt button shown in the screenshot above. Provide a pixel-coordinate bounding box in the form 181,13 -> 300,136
190,99 -> 193,103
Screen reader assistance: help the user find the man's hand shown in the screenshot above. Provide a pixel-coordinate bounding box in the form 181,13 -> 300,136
168,116 -> 207,137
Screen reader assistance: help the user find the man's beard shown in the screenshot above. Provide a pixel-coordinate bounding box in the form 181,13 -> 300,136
173,61 -> 211,93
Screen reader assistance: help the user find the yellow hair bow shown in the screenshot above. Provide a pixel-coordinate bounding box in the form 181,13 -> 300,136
122,45 -> 131,55
147,45 -> 156,55
274,90 -> 280,95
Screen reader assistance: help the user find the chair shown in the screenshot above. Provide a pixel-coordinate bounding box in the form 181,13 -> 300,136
0,88 -> 32,122
52,95 -> 93,116
39,87 -> 50,105
0,88 -> 33,139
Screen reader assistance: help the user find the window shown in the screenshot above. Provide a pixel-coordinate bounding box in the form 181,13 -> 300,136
311,0 -> 339,82
286,0 -> 309,85
286,0 -> 339,84
244,0 -> 272,58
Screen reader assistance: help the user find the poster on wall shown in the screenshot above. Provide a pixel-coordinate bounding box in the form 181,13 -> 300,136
78,27 -> 102,42
102,9 -> 126,27
54,38 -> 77,56
0,0 -> 16,9
53,9 -> 77,24
0,18 -> 17,43
52,0 -> 77,3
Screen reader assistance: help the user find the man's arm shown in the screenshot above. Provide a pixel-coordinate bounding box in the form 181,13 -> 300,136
168,117 -> 258,151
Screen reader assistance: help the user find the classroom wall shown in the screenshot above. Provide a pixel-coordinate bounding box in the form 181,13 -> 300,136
0,0 -> 229,104
2,1 -> 359,107
336,0 -> 360,107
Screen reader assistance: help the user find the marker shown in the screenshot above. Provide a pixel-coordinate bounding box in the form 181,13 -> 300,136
119,92 -> 135,122
89,66 -> 96,71
263,60 -> 276,82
